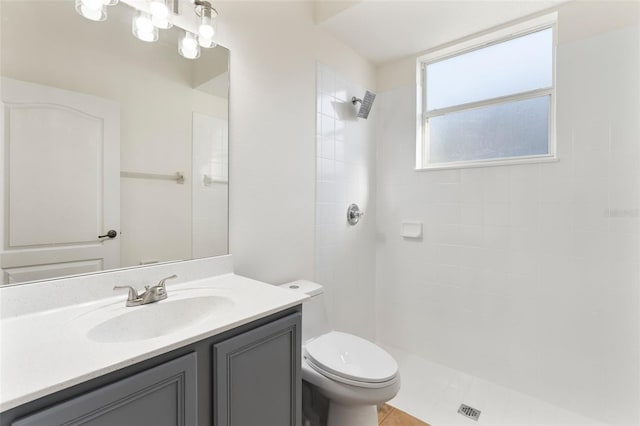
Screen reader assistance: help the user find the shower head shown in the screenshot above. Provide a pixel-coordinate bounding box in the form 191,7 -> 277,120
352,90 -> 376,119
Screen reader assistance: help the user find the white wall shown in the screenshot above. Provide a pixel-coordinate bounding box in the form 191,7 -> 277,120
315,64 -> 377,340
214,1 -> 376,285
374,2 -> 639,424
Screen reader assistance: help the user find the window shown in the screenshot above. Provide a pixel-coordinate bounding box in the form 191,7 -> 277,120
417,15 -> 557,169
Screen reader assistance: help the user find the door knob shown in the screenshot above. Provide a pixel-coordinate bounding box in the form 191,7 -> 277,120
98,230 -> 118,239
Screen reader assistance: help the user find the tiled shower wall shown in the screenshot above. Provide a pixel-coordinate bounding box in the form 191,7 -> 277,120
315,63 -> 376,340
374,25 -> 639,426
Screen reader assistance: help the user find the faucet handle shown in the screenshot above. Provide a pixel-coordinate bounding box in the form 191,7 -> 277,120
157,274 -> 177,290
113,285 -> 139,301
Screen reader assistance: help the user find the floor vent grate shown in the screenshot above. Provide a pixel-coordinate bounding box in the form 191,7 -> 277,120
457,404 -> 481,421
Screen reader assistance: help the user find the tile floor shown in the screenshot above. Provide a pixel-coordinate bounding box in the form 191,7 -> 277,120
379,404 -> 431,426
383,345 -> 611,426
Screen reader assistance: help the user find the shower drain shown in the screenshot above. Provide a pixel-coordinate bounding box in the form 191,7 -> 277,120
457,404 -> 481,421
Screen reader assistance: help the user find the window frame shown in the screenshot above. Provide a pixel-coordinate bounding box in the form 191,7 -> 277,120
416,13 -> 558,170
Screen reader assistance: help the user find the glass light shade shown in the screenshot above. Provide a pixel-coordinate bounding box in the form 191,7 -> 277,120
198,36 -> 217,49
197,7 -> 217,40
179,32 -> 200,59
150,0 -> 172,29
75,0 -> 107,21
149,0 -> 169,17
132,11 -> 158,42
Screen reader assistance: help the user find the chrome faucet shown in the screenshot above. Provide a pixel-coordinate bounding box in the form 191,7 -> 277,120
114,274 -> 177,307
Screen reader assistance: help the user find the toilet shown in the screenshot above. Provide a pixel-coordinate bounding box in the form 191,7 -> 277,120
279,280 -> 400,426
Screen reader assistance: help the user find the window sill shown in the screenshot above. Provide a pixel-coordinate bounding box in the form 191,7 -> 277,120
415,155 -> 558,171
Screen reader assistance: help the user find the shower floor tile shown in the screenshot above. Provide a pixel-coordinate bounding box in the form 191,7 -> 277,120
378,404 -> 430,426
381,345 -> 611,426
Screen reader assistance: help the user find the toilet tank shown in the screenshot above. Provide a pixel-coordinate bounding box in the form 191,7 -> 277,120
279,280 -> 331,342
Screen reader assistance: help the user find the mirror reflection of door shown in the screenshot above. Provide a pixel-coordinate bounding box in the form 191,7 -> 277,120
1,78 -> 120,285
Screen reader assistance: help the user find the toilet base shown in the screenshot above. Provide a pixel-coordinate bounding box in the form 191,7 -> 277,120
327,401 -> 378,426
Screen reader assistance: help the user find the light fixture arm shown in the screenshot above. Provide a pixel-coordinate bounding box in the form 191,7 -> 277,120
194,0 -> 218,19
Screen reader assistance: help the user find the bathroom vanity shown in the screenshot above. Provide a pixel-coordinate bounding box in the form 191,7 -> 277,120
0,258 -> 307,426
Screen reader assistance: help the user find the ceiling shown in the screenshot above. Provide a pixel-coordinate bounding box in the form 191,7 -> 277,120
317,0 -> 569,65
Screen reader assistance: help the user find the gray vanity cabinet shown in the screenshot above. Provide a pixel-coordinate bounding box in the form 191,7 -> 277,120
12,353 -> 197,426
2,308 -> 301,426
214,313 -> 301,426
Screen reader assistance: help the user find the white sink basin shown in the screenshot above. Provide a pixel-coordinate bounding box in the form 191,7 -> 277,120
86,293 -> 234,343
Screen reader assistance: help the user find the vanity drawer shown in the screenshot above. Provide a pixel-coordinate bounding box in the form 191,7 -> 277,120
12,353 -> 197,426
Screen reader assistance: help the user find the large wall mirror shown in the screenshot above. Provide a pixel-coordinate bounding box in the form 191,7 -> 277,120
0,0 -> 229,285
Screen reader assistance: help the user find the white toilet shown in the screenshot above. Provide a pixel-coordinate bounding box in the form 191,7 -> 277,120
279,280 -> 400,426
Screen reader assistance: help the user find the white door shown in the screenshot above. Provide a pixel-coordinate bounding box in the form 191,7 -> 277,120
0,78 -> 120,285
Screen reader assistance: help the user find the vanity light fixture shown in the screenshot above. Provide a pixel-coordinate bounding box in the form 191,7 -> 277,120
179,31 -> 200,59
75,0 -> 219,59
75,0 -> 118,22
132,11 -> 158,42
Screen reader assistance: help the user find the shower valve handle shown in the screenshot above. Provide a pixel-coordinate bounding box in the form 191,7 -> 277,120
347,204 -> 364,225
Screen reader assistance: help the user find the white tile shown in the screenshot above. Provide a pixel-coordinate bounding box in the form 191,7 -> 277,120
607,230 -> 640,264
608,167 -> 640,207
316,181 -> 336,203
508,203 -> 538,228
315,112 -> 322,135
508,164 -> 541,205
571,203 -> 608,230
539,162 -> 572,204
508,227 -> 540,252
319,158 -> 335,181
460,204 -> 483,226
482,168 -> 510,204
483,226 -> 509,249
538,203 -> 571,229
334,76 -> 348,101
334,161 -> 345,181
571,173 -> 609,206
571,230 -> 607,262
320,114 -> 334,137
334,139 -> 345,162
479,268 -> 511,295
457,225 -> 483,247
316,89 -> 322,114
429,204 -> 462,225
434,169 -> 462,184
316,203 -> 336,225
321,93 -> 336,118
483,204 -> 509,227
315,223 -> 336,246
319,136 -> 335,160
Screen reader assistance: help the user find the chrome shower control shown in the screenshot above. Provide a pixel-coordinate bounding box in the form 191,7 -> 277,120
347,204 -> 364,225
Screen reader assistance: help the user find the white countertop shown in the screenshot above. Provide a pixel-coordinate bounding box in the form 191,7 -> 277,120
0,273 -> 307,412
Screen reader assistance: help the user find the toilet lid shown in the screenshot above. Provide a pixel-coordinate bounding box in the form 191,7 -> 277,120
304,331 -> 398,384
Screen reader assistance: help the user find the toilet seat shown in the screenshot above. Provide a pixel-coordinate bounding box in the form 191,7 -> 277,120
304,331 -> 398,389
